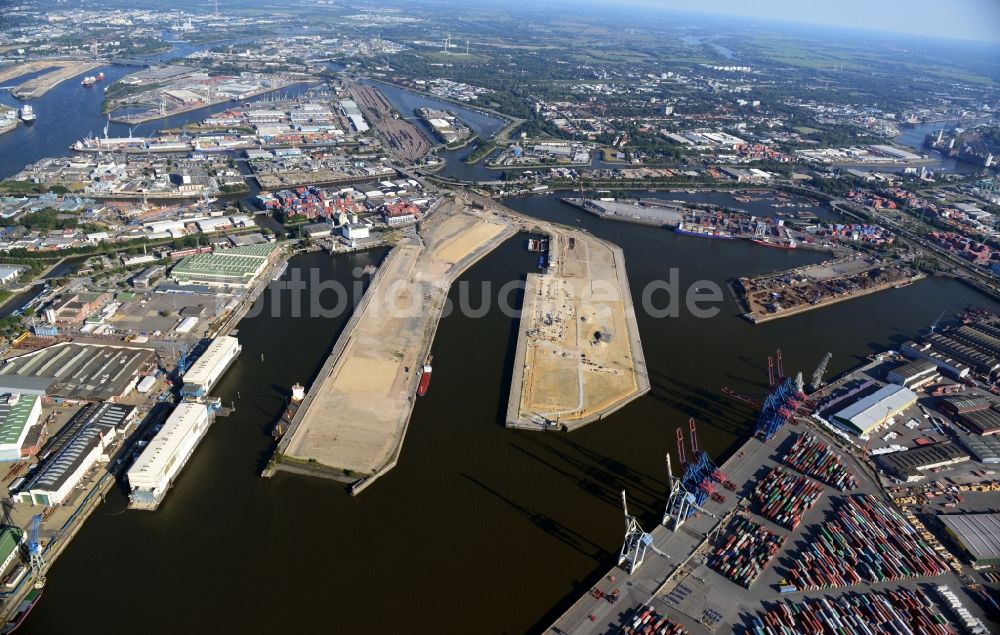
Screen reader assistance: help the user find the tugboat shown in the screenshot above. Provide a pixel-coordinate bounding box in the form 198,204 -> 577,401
416,355 -> 433,397
81,76 -> 97,87
18,105 -> 35,123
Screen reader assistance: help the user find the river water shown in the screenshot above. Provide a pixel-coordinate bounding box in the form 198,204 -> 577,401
8,58 -> 1000,635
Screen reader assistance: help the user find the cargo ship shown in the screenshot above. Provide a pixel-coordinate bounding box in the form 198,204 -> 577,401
751,238 -> 797,249
18,105 -> 35,123
271,383 -> 304,441
1,587 -> 43,634
416,355 -> 432,397
675,222 -> 734,239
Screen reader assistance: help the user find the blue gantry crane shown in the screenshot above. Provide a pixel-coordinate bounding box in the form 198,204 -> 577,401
26,514 -> 44,575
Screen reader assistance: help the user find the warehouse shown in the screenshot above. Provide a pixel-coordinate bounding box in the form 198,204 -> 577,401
901,341 -> 971,379
938,513 -> 1000,566
0,394 -> 42,462
169,243 -> 277,289
832,384 -> 918,435
16,402 -> 136,506
959,435 -> 1000,464
0,343 -> 156,401
957,407 -> 1000,436
0,528 -> 23,575
127,402 -> 214,510
876,442 -> 970,481
938,395 -> 991,417
180,336 -> 242,397
886,359 -> 937,389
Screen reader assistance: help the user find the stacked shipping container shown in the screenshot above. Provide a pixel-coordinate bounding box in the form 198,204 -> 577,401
708,516 -> 785,589
752,467 -> 824,530
781,433 -> 858,491
788,495 -> 948,591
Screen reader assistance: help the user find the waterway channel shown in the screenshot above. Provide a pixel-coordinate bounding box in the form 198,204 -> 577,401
21,194 -> 1000,634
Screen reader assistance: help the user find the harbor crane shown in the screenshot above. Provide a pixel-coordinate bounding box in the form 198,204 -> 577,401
930,310 -> 946,334
26,514 -> 45,577
619,489 -> 652,574
675,427 -> 686,467
810,352 -> 832,391
662,453 -> 717,531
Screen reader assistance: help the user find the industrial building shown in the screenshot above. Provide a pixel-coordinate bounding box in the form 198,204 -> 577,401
46,292 -> 108,325
904,329 -> 1000,379
957,408 -> 1000,436
0,343 -> 156,401
938,395 -> 991,417
0,394 -> 42,462
886,359 -> 937,389
169,243 -> 277,288
0,528 -> 23,575
901,341 -> 971,379
876,442 -> 970,481
938,513 -> 1000,566
831,384 -> 918,435
16,402 -> 136,506
127,402 -> 214,510
180,336 -> 242,397
959,435 -> 1000,464
0,266 -> 22,285
130,265 -> 165,290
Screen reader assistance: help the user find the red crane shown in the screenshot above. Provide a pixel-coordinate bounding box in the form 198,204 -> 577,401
776,349 -> 785,380
689,418 -> 699,455
721,387 -> 762,409
767,355 -> 775,387
676,427 -> 686,467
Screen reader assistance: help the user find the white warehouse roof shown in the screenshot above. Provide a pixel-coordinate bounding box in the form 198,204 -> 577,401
183,336 -> 240,387
127,402 -> 211,489
833,383 -> 918,434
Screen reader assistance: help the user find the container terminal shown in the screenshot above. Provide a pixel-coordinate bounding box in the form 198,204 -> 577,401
547,335 -> 1000,634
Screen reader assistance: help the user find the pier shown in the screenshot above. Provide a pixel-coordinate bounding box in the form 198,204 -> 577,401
273,198 -> 517,486
506,225 -> 650,431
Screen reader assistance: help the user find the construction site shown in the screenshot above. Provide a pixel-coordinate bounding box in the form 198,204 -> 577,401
735,256 -> 924,324
350,82 -> 432,161
274,199 -> 517,487
0,61 -> 104,99
505,226 -> 649,431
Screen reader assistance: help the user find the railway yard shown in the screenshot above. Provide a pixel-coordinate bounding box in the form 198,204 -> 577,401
350,82 -> 432,161
735,256 -> 925,324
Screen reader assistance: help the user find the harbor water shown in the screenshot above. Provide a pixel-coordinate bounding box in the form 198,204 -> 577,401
20,196 -> 1000,634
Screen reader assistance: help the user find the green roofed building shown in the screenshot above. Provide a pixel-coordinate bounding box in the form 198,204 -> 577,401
0,527 -> 24,574
0,394 -> 42,462
170,243 -> 276,289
